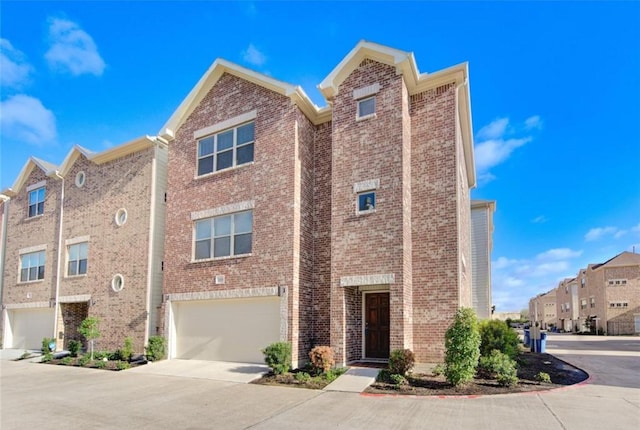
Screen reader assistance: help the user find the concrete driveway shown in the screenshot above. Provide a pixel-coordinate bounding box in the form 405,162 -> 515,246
127,359 -> 269,383
1,334 -> 639,429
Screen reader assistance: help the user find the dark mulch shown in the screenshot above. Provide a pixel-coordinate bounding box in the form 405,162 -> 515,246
42,356 -> 147,371
252,367 -> 347,390
365,351 -> 588,396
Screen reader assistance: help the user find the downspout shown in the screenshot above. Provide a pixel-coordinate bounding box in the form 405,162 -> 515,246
454,79 -> 469,307
0,195 -> 10,341
143,144 -> 158,349
53,172 -> 64,348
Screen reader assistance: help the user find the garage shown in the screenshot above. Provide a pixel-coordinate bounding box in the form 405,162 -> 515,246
172,296 -> 281,363
5,308 -> 54,350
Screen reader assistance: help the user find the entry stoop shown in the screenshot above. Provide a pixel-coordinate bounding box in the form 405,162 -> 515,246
323,367 -> 380,392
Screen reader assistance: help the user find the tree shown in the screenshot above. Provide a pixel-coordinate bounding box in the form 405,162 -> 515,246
444,308 -> 481,387
78,316 -> 100,360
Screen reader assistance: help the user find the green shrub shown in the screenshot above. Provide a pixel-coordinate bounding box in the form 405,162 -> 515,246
61,357 -> 73,365
478,350 -> 518,387
122,337 -> 134,362
444,307 -> 481,387
479,320 -> 520,359
432,363 -> 445,377
309,345 -> 335,374
388,349 -> 415,376
68,339 -> 81,357
324,367 -> 346,383
92,351 -> 110,360
377,369 -> 391,382
41,337 -> 55,354
94,360 -> 107,369
116,361 -> 131,371
262,342 -> 291,375
390,373 -> 407,386
295,371 -> 311,383
110,350 -> 124,361
78,355 -> 91,366
535,371 -> 551,383
146,336 -> 166,361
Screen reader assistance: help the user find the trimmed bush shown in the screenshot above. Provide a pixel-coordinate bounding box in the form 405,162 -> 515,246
41,337 -> 55,362
479,319 -> 520,359
68,339 -> 81,357
122,337 -> 134,362
432,363 -> 445,377
116,360 -> 131,371
309,345 -> 335,374
444,307 -> 481,387
295,371 -> 311,382
535,371 -> 551,383
146,336 -> 166,361
478,349 -> 518,387
388,349 -> 415,376
262,342 -> 292,375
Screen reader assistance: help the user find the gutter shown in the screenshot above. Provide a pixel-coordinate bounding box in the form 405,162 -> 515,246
52,172 -> 64,348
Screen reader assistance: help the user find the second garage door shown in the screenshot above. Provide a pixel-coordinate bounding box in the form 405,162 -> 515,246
6,308 -> 54,350
173,296 -> 280,363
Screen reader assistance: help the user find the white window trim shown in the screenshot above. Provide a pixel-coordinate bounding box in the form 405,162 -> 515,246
26,180 -> 46,192
353,83 -> 380,100
75,171 -> 86,188
195,120 -> 255,178
115,208 -> 128,226
18,249 -> 46,283
192,210 -> 253,261
356,191 -> 376,215
194,110 -> 257,140
66,241 -> 89,278
65,235 -> 90,246
353,178 -> 380,193
19,244 -> 47,255
191,200 -> 254,221
112,274 -> 124,292
356,96 -> 376,121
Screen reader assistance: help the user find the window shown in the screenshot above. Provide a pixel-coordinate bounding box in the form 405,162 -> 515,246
581,299 -> 587,310
111,274 -> 124,292
590,297 -> 596,308
28,187 -> 45,217
75,171 -> 86,188
197,122 -> 254,176
357,96 -> 375,119
608,279 -> 627,286
67,242 -> 88,276
194,210 -> 252,259
115,208 -> 127,226
20,250 -> 45,282
357,191 -> 376,213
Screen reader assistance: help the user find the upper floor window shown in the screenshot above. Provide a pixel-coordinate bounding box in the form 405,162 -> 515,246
607,279 -> 627,286
194,210 -> 253,260
357,96 -> 375,119
20,250 -> 45,282
357,191 -> 376,214
67,242 -> 88,276
197,122 -> 254,176
28,187 -> 45,217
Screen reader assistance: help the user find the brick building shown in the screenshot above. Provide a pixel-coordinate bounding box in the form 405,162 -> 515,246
529,288 -> 557,330
0,138 -> 167,353
160,41 -> 479,366
471,200 -> 496,320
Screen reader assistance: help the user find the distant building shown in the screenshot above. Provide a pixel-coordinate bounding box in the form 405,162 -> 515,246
493,312 -> 521,322
529,288 -> 557,330
471,200 -> 496,320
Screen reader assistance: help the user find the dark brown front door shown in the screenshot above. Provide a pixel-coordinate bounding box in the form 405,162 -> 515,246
365,293 -> 390,359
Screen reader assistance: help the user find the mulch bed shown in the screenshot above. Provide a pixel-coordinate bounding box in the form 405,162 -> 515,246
41,357 -> 147,371
252,367 -> 347,390
365,351 -> 588,396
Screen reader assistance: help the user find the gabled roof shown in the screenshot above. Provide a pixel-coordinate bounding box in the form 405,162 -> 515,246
591,251 -> 640,270
3,136 -> 165,197
3,156 -> 61,197
159,59 -> 331,139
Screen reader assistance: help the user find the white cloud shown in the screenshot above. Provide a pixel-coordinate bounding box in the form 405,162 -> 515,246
584,226 -> 618,241
632,224 -> 640,234
473,116 -> 540,183
536,248 -> 582,261
242,43 -> 267,67
0,38 -> 33,88
531,215 -> 547,224
45,17 -> 105,76
0,94 -> 57,145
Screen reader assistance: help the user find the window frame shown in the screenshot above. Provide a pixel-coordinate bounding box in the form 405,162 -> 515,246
193,210 -> 253,261
356,96 -> 376,120
67,242 -> 88,277
20,250 -> 45,283
197,121 -> 255,177
356,191 -> 376,214
28,187 -> 45,218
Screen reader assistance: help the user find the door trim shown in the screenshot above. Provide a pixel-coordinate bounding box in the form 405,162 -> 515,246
361,289 -> 390,360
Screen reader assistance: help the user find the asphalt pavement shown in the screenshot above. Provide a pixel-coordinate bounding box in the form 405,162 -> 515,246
1,333 -> 638,429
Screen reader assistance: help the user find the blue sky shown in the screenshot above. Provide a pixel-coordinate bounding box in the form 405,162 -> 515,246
1,1 -> 639,312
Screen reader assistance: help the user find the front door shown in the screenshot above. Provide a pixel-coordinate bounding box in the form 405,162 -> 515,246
365,292 -> 390,359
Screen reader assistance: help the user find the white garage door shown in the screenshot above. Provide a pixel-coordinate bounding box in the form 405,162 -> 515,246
7,308 -> 54,350
173,296 -> 280,363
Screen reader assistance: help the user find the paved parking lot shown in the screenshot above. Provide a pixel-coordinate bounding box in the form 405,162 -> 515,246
1,334 -> 638,429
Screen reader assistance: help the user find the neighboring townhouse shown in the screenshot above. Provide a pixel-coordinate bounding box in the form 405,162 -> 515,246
160,41 -> 479,366
556,277 -> 579,332
471,199 -> 496,320
528,288 -> 557,330
1,138 -> 167,353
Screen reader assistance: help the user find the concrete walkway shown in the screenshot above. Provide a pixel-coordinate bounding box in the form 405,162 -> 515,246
127,358 -> 269,383
323,367 -> 380,392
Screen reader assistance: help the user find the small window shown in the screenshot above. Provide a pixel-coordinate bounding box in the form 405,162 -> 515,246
75,171 -> 86,188
67,242 -> 88,276
28,187 -> 45,217
115,208 -> 127,226
357,192 -> 376,213
194,210 -> 253,260
111,274 -> 124,292
20,250 -> 45,282
357,96 -> 375,119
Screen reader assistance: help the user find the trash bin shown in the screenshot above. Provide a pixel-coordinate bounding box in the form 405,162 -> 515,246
523,329 -> 530,347
538,331 -> 547,353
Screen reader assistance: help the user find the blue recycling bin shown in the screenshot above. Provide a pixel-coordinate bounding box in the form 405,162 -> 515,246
538,331 -> 547,353
523,329 -> 530,347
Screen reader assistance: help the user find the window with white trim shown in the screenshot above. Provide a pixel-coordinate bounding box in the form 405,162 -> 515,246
580,299 -> 587,310
357,191 -> 376,214
357,96 -> 375,119
28,187 -> 45,217
608,279 -> 627,286
20,250 -> 45,282
590,297 -> 596,308
67,242 -> 88,276
197,122 -> 254,176
112,274 -> 124,292
194,210 -> 253,259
